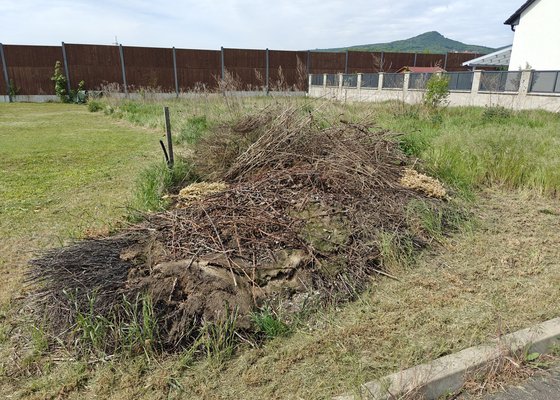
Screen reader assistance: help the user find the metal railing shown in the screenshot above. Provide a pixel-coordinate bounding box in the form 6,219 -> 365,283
310,74 -> 323,86
479,71 -> 521,92
530,71 -> 560,93
342,74 -> 357,87
444,72 -> 474,91
382,73 -> 404,89
325,74 -> 338,87
409,73 -> 433,90
361,73 -> 379,88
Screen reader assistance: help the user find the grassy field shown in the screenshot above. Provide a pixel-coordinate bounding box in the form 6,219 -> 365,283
0,98 -> 559,399
0,103 -> 161,305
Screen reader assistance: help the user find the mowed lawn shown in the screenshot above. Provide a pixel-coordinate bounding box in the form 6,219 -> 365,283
0,103 -> 160,305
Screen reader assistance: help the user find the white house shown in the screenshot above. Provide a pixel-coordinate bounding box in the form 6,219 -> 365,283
505,0 -> 560,71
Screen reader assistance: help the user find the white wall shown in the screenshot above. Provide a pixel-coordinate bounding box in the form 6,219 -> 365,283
308,71 -> 560,113
509,0 -> 560,71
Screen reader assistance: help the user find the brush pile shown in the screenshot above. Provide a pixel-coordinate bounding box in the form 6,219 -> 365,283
29,106 -> 447,351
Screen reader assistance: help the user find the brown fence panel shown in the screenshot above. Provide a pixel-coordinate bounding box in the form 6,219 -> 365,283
446,53 -> 481,71
347,51 -> 384,73
223,48 -> 266,90
309,52 -> 345,74
3,45 -> 61,95
65,44 -> 122,91
382,52 -> 416,72
175,49 -> 221,91
122,46 -> 174,92
415,53 -> 446,68
269,50 -> 308,90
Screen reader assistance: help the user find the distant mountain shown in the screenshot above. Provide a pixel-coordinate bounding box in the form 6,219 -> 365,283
319,31 -> 495,54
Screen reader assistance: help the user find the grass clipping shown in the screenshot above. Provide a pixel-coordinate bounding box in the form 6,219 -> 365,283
29,106 -> 450,353
178,182 -> 228,204
400,168 -> 447,199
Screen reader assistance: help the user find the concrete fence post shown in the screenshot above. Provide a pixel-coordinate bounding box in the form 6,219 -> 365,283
118,44 -> 128,97
357,73 -> 362,91
0,43 -> 11,102
61,42 -> 71,94
378,72 -> 384,91
403,71 -> 410,93
323,73 -> 327,89
519,69 -> 532,95
172,47 -> 179,97
471,70 -> 482,95
338,73 -> 343,93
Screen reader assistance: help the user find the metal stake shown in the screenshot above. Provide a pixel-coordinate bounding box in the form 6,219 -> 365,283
163,106 -> 174,168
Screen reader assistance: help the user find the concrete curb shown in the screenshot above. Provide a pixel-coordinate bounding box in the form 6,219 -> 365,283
334,317 -> 560,400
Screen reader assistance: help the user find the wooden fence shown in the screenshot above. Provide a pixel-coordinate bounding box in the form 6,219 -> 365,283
0,42 -> 482,96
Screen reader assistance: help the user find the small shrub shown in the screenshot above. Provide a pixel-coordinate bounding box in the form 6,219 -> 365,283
482,105 -> 512,122
8,79 -> 19,97
423,74 -> 450,109
51,61 -> 69,103
51,61 -> 87,103
87,100 -> 103,113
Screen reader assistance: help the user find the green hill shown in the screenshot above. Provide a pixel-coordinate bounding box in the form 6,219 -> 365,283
319,31 -> 495,54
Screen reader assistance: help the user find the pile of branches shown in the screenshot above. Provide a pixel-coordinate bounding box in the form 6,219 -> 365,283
29,106 -> 442,352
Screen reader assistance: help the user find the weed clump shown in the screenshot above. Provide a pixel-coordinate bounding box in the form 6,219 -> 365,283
131,158 -> 197,214
87,99 -> 103,113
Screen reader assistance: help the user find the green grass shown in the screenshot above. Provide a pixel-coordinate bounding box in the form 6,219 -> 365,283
0,103 -> 161,242
131,158 -> 197,214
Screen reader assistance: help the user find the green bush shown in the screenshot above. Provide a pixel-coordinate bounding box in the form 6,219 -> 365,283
87,100 -> 103,113
482,105 -> 512,122
423,74 -> 450,109
51,61 -> 68,103
51,61 -> 87,104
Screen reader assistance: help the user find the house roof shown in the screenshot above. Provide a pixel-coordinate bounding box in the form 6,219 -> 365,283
504,0 -> 538,26
397,66 -> 446,73
461,46 -> 512,68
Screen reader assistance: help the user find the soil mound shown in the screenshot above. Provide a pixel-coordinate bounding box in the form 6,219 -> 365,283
29,106 -> 446,351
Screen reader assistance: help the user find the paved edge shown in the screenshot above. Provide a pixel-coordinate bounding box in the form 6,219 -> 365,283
334,317 -> 560,400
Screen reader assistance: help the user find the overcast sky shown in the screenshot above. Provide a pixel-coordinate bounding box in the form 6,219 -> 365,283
0,0 -> 516,50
